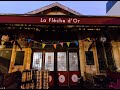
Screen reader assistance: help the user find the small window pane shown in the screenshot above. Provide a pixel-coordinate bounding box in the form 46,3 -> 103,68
45,52 -> 54,71
57,52 -> 67,71
69,52 -> 78,71
14,51 -> 24,65
85,51 -> 94,65
32,52 -> 42,70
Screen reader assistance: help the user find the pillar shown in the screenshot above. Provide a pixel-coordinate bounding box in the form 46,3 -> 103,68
8,45 -> 17,73
111,40 -> 120,72
78,40 -> 86,79
25,48 -> 32,70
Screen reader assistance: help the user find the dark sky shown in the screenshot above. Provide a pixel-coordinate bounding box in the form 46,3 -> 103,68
0,1 -> 107,15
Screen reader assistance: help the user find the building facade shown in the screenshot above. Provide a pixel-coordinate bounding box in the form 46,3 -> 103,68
106,1 -> 120,15
0,2 -> 120,88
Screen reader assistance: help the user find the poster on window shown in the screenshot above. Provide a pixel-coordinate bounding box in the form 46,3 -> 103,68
57,52 -> 67,71
69,52 -> 78,71
45,52 -> 54,71
32,52 -> 42,70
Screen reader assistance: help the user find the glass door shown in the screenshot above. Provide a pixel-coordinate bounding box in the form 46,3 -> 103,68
69,52 -> 80,86
57,52 -> 68,86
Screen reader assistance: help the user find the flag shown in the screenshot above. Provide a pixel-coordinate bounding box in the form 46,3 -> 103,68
42,43 -> 46,49
27,39 -> 31,43
60,42 -> 63,47
53,44 -> 57,49
75,41 -> 78,46
67,42 -> 70,47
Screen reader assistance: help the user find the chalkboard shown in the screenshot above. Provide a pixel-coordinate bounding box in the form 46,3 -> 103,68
0,50 -> 12,74
14,51 -> 25,65
85,51 -> 94,65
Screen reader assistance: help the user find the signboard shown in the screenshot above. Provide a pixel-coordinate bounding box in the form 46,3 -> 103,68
0,15 -> 120,25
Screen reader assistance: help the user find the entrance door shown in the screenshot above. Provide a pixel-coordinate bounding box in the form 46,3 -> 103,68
57,52 -> 68,86
57,51 -> 80,86
69,52 -> 80,86
32,51 -> 80,87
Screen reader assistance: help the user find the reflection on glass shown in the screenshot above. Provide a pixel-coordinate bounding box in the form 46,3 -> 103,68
69,52 -> 78,71
57,52 -> 67,71
45,52 -> 54,71
32,52 -> 42,70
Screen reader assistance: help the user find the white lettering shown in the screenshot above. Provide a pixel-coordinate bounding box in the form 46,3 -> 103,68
68,18 -> 71,23
73,18 -> 80,23
49,18 -> 65,23
40,18 -> 46,22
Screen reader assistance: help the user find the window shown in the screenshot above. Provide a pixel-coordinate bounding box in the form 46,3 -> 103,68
32,52 -> 42,70
69,52 -> 78,71
85,51 -> 94,65
57,52 -> 67,71
14,51 -> 24,65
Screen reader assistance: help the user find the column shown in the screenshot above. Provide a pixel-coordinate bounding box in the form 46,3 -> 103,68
78,40 -> 86,79
25,48 -> 32,70
8,45 -> 17,73
111,40 -> 120,72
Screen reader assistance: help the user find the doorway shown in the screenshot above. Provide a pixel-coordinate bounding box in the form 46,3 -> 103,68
32,49 -> 80,87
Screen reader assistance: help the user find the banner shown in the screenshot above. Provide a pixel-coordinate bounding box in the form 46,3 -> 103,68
27,39 -> 31,43
75,41 -> 78,46
67,42 -> 70,47
60,42 -> 63,47
53,44 -> 57,49
42,43 -> 46,49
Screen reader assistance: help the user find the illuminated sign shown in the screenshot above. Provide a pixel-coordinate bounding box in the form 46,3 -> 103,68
0,15 -> 120,25
40,18 -> 80,24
